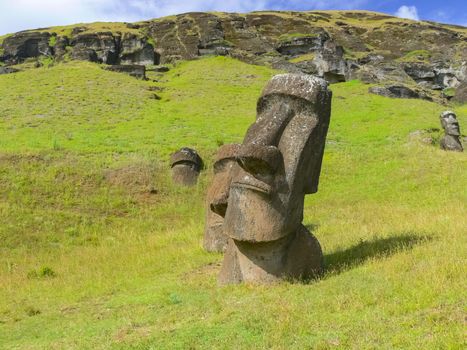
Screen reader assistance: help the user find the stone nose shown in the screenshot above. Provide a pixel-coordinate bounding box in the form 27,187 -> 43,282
210,195 -> 228,217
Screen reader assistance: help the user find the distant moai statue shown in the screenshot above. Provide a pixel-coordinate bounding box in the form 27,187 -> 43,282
440,111 -> 463,152
170,147 -> 203,186
214,74 -> 332,284
203,144 -> 240,252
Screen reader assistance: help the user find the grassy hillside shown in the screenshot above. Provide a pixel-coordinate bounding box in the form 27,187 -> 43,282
0,57 -> 466,349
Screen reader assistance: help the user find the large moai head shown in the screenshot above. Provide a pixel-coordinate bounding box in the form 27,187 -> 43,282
440,111 -> 463,152
170,147 -> 203,186
222,74 -> 332,243
203,144 -> 240,252
440,111 -> 461,136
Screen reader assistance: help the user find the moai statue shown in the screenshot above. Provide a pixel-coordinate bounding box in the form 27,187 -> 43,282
203,144 -> 240,252
216,73 -> 332,284
170,147 -> 203,186
440,111 -> 463,152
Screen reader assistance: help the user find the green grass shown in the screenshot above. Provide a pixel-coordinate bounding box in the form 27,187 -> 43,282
278,32 -> 318,42
0,56 -> 466,349
289,53 -> 315,63
397,50 -> 432,63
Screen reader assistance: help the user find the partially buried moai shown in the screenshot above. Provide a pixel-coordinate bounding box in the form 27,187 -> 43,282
204,144 -> 240,252
440,111 -> 463,152
215,73 -> 332,284
170,147 -> 203,186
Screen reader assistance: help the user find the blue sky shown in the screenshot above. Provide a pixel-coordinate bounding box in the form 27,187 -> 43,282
0,0 -> 465,35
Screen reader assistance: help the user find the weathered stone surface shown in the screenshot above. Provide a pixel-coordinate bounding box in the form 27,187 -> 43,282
217,74 -> 331,284
313,40 -> 348,83
2,32 -> 52,63
368,84 -> 429,100
53,36 -> 70,61
403,63 -> 463,90
119,33 -> 155,65
0,66 -> 19,74
0,11 -> 465,97
170,147 -> 203,186
276,33 -> 328,56
203,144 -> 240,252
440,111 -> 463,152
104,65 -> 146,79
71,32 -> 120,64
453,82 -> 467,103
149,66 -> 170,72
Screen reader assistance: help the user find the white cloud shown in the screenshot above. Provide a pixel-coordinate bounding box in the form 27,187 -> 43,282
0,0 -> 369,35
395,5 -> 419,21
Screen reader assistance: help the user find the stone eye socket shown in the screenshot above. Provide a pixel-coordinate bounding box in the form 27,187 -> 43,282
236,144 -> 282,185
213,158 -> 234,174
238,157 -> 275,183
238,157 -> 273,173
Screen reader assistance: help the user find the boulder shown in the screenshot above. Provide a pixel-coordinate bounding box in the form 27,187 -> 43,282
71,32 -> 120,64
313,41 -> 348,83
452,82 -> 467,103
104,65 -> 146,79
0,66 -> 19,74
369,85 -> 423,99
119,33 -> 155,65
53,36 -> 70,61
276,33 -> 328,56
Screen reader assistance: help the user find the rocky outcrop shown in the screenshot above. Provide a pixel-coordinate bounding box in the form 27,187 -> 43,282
104,64 -> 146,79
453,82 -> 467,103
403,63 -> 462,90
368,84 -> 431,100
119,33 -> 156,65
1,30 -> 156,67
0,66 -> 19,74
71,32 -> 120,64
0,11 -> 465,97
2,32 -> 53,64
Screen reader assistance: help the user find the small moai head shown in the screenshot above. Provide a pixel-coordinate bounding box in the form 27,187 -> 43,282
221,74 -> 332,243
170,147 -> 203,186
203,144 -> 240,252
440,111 -> 461,136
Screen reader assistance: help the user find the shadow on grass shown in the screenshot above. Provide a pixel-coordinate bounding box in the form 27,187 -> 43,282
324,233 -> 431,275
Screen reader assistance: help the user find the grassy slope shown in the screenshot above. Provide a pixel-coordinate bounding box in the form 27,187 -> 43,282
0,57 -> 466,349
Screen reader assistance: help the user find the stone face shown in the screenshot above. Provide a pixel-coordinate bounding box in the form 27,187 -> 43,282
104,65 -> 146,79
203,144 -> 240,252
440,111 -> 463,152
170,148 -> 203,186
217,74 -> 331,284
